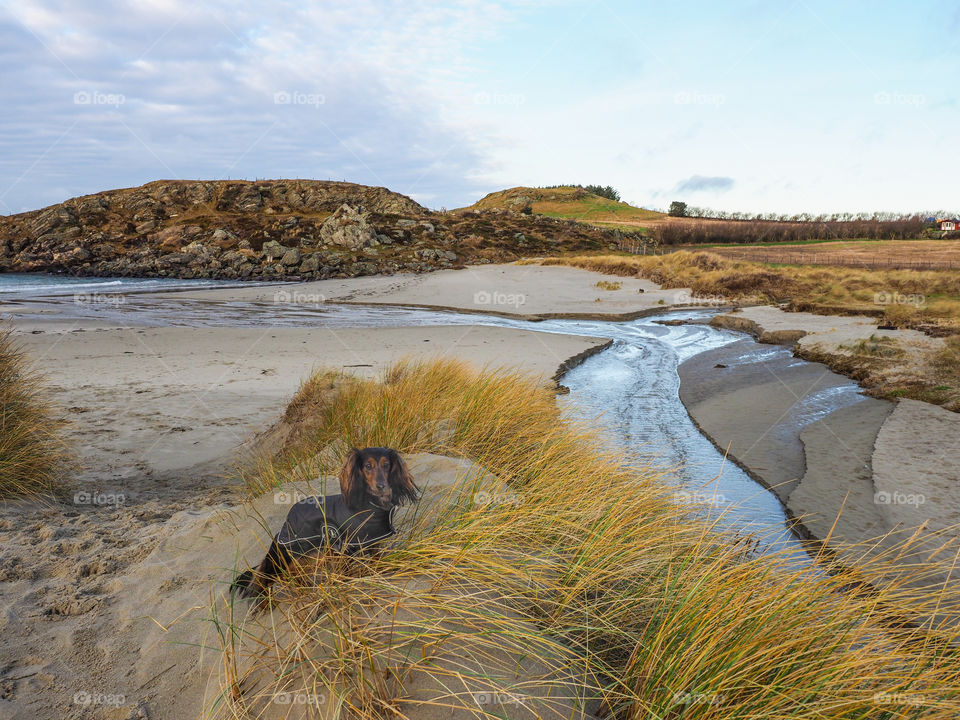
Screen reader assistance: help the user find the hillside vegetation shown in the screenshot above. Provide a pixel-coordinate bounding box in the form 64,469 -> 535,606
461,186 -> 663,229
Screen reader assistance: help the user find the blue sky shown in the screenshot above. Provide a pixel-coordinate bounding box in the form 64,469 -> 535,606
1,0 -> 958,215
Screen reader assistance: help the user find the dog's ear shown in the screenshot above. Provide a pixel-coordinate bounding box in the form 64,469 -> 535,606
339,448 -> 366,509
387,449 -> 419,506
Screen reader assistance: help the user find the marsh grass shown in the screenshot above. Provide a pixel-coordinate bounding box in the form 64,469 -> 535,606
534,252 -> 960,329
595,280 -> 623,291
530,253 -> 960,409
0,327 -> 65,497
217,359 -> 960,719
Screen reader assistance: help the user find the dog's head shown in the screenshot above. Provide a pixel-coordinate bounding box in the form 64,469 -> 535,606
340,447 -> 418,511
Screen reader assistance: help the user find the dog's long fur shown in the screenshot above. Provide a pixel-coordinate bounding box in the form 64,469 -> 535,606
231,447 -> 417,601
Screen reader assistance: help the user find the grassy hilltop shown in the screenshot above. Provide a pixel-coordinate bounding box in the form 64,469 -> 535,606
459,185 -> 664,230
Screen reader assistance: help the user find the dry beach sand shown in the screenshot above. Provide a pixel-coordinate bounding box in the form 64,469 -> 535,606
1,262 -> 958,718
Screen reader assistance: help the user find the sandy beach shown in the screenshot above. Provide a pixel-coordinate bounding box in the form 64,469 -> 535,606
1,267 -> 627,720
1,262 -> 958,718
680,307 -> 960,594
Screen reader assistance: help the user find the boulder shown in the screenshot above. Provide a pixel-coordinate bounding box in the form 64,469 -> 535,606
280,248 -> 301,266
319,204 -> 379,250
183,241 -> 212,257
210,228 -> 237,244
298,253 -> 321,274
261,240 -> 287,261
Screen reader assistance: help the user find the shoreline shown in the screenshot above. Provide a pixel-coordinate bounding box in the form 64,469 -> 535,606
676,327 -> 959,602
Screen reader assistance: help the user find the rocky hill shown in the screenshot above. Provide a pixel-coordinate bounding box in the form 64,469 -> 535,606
0,180 -> 622,280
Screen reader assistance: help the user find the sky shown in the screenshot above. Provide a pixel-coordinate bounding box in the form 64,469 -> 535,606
1,0 -> 958,216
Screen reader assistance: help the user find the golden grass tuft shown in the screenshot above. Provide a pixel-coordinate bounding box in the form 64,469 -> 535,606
218,359 -> 960,719
0,327 -> 66,497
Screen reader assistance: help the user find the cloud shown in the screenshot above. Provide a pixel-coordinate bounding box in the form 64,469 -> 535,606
0,0 -> 533,213
673,175 -> 735,193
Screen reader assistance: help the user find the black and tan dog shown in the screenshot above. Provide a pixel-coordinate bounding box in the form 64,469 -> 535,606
231,447 -> 418,600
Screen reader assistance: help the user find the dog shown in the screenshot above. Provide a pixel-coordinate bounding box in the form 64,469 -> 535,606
231,447 -> 418,600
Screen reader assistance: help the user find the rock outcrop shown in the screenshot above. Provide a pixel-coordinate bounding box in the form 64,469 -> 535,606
0,179 -> 619,281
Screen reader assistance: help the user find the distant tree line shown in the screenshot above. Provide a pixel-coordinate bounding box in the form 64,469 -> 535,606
541,184 -> 622,202
656,216 -> 926,245
666,202 -> 936,223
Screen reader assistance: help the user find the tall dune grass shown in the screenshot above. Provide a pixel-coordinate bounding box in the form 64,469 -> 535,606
217,359 -> 960,719
0,327 -> 65,497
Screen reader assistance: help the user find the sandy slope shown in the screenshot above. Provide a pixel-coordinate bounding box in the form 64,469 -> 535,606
1,280 -> 608,720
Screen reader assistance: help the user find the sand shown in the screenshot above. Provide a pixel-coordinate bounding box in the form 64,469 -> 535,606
1,275 -> 611,720
164,263 -> 698,318
12,324 -> 603,497
681,306 -> 959,603
2,453 -> 595,720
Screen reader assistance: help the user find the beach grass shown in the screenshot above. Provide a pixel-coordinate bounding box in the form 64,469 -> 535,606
0,327 -> 65,498
215,359 -> 960,719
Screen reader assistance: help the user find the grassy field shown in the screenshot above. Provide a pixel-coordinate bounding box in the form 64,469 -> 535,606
0,328 -> 65,497
532,252 -> 960,409
219,359 -> 960,719
461,186 -> 663,229
703,239 -> 960,270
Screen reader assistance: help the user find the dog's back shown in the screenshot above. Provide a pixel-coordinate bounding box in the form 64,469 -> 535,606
231,494 -> 396,599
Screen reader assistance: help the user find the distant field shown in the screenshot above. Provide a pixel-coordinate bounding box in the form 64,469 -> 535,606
702,239 -> 960,270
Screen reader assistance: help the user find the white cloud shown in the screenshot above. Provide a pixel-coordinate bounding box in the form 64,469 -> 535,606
0,0 -> 535,212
